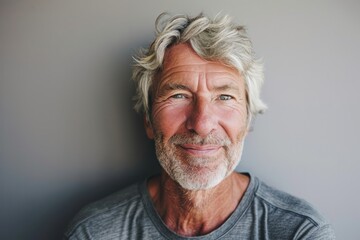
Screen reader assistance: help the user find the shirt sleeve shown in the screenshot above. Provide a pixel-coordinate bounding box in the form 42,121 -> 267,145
306,224 -> 336,240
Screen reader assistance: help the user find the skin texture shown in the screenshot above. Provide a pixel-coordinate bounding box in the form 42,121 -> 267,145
145,43 -> 250,236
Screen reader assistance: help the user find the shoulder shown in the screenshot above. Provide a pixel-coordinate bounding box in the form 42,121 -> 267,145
64,182 -> 144,239
250,177 -> 336,239
255,179 -> 325,223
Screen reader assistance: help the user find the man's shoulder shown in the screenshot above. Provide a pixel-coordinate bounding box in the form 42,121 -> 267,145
254,179 -> 325,224
75,182 -> 141,220
250,177 -> 335,239
65,182 -> 144,238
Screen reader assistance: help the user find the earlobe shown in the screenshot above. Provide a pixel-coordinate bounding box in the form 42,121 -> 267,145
144,117 -> 154,139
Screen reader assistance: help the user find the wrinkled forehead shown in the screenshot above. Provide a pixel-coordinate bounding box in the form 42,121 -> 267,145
162,43 -> 206,69
160,43 -> 241,81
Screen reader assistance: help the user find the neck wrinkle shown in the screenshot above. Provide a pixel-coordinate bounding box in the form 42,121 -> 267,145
148,171 -> 249,237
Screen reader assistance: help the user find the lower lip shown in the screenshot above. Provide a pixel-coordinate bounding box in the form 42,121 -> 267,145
179,145 -> 221,156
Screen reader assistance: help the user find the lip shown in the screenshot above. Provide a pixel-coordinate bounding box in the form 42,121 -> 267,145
179,144 -> 221,156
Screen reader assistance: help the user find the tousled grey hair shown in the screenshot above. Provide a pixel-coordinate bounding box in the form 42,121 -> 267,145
132,13 -> 267,122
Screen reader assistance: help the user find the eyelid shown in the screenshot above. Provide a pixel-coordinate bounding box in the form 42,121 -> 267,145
171,93 -> 186,99
168,90 -> 192,99
218,94 -> 235,101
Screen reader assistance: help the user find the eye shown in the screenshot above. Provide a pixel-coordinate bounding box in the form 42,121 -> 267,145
219,95 -> 233,101
171,93 -> 186,99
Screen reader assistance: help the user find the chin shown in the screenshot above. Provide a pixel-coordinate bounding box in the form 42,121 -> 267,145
172,164 -> 231,190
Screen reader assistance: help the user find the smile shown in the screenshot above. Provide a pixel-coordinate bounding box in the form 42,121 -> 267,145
179,144 -> 221,156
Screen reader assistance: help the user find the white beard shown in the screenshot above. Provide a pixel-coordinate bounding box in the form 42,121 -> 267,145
154,132 -> 245,190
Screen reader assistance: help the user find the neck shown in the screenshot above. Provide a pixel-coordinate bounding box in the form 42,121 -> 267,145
147,171 -> 249,236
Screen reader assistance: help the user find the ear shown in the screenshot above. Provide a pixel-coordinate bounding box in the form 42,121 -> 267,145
144,116 -> 154,139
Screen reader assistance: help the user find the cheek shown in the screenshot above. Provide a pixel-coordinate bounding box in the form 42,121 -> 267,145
152,103 -> 188,136
216,106 -> 248,140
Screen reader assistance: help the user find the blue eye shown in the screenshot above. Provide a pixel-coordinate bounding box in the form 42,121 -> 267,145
171,94 -> 186,99
219,95 -> 233,100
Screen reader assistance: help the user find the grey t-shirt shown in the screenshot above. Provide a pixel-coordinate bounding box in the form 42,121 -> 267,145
64,174 -> 335,239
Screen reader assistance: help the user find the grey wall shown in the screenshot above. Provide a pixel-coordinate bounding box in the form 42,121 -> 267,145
1,0 -> 359,239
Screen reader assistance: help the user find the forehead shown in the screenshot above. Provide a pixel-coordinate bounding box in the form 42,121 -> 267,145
162,43 -> 239,77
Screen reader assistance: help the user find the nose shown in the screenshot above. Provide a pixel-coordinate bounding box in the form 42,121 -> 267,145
185,97 -> 217,136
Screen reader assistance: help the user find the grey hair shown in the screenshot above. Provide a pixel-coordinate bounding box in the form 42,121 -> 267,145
132,13 -> 267,122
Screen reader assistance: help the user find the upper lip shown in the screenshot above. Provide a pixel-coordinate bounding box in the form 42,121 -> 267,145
179,144 -> 221,151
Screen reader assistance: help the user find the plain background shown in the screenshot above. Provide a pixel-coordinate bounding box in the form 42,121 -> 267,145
1,0 -> 359,239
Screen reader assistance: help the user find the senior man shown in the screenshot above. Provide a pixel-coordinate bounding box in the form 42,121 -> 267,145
65,13 -> 335,239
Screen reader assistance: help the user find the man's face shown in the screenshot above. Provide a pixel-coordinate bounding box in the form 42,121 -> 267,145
146,44 -> 248,190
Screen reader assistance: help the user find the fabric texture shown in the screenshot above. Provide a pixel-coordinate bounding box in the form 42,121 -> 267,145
64,173 -> 336,239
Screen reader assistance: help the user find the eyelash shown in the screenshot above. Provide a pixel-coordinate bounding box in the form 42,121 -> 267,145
219,95 -> 233,101
171,94 -> 186,99
170,94 -> 235,102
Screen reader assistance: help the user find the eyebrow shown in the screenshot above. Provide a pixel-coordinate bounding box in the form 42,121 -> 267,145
213,84 -> 240,92
159,83 -> 242,97
162,83 -> 190,92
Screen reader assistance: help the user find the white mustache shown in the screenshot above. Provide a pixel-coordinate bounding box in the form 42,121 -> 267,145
169,133 -> 231,146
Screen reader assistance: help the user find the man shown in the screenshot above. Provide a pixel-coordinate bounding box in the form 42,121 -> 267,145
65,13 -> 335,239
